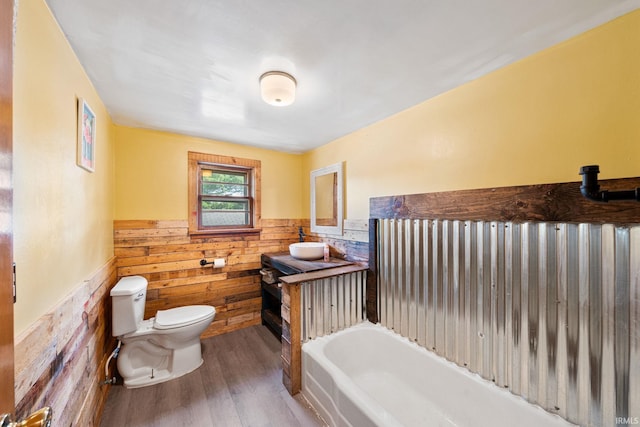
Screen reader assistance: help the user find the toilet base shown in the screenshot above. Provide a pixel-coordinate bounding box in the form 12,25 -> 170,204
117,338 -> 205,389
122,358 -> 204,389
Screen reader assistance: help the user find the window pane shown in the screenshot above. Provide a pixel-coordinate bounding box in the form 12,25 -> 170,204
200,200 -> 250,227
201,200 -> 248,210
202,171 -> 247,184
201,170 -> 247,184
201,182 -> 248,196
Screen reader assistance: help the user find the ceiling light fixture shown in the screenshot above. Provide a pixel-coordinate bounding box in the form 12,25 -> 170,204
259,71 -> 296,106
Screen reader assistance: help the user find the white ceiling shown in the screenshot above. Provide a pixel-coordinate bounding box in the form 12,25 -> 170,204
45,0 -> 640,154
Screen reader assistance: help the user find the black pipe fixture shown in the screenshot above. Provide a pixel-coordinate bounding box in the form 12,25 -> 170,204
579,165 -> 640,202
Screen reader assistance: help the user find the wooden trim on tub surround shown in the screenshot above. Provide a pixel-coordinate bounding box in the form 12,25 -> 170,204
280,282 -> 300,395
366,218 -> 378,324
370,177 -> 640,223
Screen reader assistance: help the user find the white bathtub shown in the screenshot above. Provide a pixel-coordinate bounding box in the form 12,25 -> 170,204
301,322 -> 576,427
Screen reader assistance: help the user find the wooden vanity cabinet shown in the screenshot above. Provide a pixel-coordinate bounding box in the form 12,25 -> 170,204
261,252 -> 364,395
260,255 -> 284,339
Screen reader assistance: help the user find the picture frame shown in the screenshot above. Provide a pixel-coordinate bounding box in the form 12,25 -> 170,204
77,97 -> 96,172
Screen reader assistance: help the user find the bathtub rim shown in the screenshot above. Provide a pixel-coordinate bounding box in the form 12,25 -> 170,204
301,320 -> 577,427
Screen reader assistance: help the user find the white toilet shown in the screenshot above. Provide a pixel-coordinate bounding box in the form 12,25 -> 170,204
110,275 -> 215,388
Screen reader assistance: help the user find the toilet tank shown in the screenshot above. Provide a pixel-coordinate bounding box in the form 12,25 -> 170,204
110,275 -> 148,337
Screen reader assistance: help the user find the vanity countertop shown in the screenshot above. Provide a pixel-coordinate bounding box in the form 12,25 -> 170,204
279,264 -> 368,285
262,252 -> 353,275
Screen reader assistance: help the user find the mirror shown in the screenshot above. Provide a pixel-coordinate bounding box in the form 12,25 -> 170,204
310,162 -> 343,235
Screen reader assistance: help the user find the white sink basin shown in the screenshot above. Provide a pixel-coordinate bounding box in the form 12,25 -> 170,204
289,242 -> 325,260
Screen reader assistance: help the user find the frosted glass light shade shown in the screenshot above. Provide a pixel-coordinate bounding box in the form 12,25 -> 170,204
260,71 -> 296,106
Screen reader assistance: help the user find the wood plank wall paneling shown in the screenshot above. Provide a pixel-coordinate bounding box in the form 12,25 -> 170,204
308,218 -> 369,263
370,177 -> 640,223
114,218 -> 371,339
114,219 -> 306,338
14,257 -> 117,427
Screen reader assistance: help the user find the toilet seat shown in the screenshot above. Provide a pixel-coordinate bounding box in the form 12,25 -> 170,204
154,305 -> 216,330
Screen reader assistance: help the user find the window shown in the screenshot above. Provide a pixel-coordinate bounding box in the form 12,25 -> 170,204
188,152 -> 261,235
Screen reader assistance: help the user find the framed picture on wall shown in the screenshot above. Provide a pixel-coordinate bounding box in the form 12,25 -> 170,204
77,97 -> 96,172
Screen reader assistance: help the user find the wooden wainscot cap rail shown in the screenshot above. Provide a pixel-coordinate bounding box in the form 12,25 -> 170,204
369,177 -> 640,224
279,264 -> 368,285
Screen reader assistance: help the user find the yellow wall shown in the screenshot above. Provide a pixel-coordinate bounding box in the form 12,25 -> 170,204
13,0 -> 115,335
12,2 -> 639,333
115,126 -> 303,220
303,10 -> 640,220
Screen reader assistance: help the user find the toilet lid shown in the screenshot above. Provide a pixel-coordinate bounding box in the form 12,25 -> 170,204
154,305 -> 215,330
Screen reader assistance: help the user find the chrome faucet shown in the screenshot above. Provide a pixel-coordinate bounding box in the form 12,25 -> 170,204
298,226 -> 306,242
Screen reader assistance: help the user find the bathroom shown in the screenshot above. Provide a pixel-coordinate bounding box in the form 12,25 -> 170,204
2,0 -> 640,426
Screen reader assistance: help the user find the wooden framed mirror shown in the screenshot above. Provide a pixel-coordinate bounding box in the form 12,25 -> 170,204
310,162 -> 343,235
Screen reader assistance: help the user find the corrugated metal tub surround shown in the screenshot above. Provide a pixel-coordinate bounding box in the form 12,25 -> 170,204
300,270 -> 367,342
376,219 -> 639,427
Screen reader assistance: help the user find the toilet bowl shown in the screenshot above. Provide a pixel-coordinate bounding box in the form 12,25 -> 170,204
110,276 -> 215,388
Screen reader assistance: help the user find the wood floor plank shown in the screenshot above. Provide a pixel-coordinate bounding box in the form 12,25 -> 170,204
99,325 -> 324,427
200,342 -> 243,426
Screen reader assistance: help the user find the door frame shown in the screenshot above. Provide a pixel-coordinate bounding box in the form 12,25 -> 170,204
0,0 -> 15,415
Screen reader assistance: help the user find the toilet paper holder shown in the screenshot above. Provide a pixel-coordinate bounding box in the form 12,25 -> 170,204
200,258 -> 226,268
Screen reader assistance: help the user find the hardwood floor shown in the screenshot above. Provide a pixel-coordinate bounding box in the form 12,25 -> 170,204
100,325 -> 325,427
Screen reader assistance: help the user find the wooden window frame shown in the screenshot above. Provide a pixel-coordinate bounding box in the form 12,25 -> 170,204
188,151 -> 261,236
